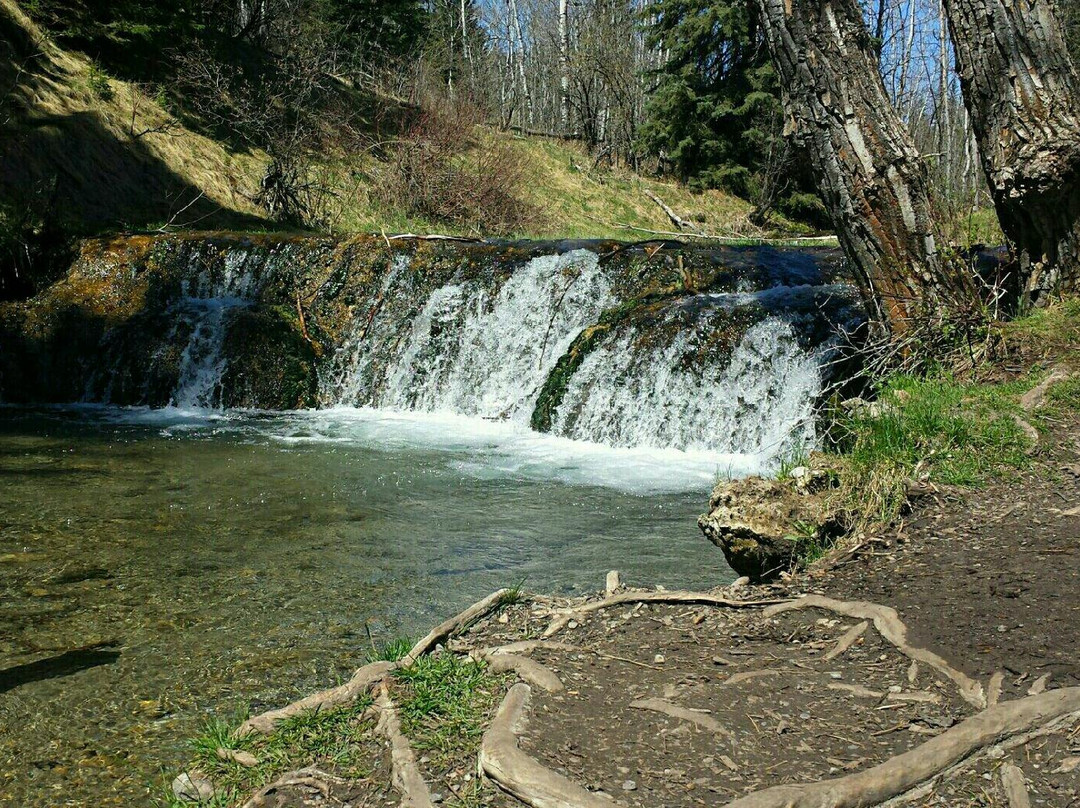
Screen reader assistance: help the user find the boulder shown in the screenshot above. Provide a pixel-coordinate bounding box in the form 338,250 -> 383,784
698,463 -> 845,581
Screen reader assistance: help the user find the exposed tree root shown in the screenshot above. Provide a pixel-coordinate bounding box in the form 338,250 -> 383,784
824,621 -> 868,661
488,640 -> 576,656
885,706 -> 1080,806
376,683 -> 436,808
543,590 -> 785,637
477,650 -> 564,692
629,697 -> 730,735
764,596 -> 986,709
403,588 -> 512,666
239,765 -> 350,808
238,661 -> 396,735
480,683 -> 621,808
999,762 -> 1031,808
238,589 -> 514,735
721,688 -> 1080,808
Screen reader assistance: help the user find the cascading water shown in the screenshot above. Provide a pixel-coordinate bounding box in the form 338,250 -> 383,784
552,318 -> 820,456
5,235 -> 863,471
356,250 -> 613,420
169,296 -> 250,408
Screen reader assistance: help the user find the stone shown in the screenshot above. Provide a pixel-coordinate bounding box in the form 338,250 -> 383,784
605,570 -> 621,595
622,780 -> 637,791
172,771 -> 215,802
697,460 -> 845,581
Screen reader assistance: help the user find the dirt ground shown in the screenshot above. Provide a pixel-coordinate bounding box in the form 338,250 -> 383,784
823,418 -> 1080,695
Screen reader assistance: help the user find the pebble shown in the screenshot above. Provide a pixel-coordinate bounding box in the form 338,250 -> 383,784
654,654 -> 665,664
622,780 -> 637,791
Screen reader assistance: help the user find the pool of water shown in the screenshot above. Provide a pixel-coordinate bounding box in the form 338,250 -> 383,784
0,405 -> 738,807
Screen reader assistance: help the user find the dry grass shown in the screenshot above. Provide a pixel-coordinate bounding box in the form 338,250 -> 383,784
1,0 -> 815,241
0,0 -> 266,230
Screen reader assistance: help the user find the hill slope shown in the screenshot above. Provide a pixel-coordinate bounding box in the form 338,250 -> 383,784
1,0 -> 791,244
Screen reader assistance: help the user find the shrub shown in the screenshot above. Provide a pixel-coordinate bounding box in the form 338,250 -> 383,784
376,102 -> 535,236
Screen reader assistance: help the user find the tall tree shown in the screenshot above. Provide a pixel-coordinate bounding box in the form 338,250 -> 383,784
943,0 -> 1080,306
753,0 -> 973,333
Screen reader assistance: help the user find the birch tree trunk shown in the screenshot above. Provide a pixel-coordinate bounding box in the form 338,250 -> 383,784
559,0 -> 570,134
755,0 -> 972,334
943,0 -> 1080,306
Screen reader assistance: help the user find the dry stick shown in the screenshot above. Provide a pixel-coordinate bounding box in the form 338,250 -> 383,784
542,590 -> 786,638
629,697 -> 731,735
764,596 -> 986,709
240,589 -> 512,734
480,683 -> 622,808
720,688 -> 1080,808
376,684 -> 436,808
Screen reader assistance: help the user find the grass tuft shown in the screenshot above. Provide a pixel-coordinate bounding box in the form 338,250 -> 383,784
161,697 -> 377,807
367,636 -> 414,663
393,653 -> 509,769
830,372 -> 1032,530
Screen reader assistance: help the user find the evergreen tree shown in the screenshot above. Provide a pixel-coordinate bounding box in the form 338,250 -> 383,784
638,0 -> 781,198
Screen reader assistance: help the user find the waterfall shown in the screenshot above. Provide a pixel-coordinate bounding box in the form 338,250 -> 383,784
552,317 -> 819,455
169,296 -> 250,409
22,235 -> 862,462
329,249 -> 615,421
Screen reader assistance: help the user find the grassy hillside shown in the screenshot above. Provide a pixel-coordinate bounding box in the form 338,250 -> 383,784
1,0 -> 801,247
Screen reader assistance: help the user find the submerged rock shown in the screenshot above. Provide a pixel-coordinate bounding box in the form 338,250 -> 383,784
698,461 -> 845,581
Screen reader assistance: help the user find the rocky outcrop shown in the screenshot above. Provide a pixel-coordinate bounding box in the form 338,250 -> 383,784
698,461 -> 846,581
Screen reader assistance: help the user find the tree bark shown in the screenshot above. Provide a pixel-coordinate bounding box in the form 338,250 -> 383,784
754,0 -> 972,335
943,0 -> 1080,306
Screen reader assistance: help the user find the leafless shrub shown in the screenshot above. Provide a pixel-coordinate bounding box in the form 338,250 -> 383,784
376,102 -> 536,235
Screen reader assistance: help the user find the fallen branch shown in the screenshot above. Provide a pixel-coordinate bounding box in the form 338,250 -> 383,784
721,688 -> 1080,808
543,590 -> 785,637
480,683 -> 621,808
376,683 -> 436,808
385,233 -> 486,243
644,189 -> 699,232
764,596 -> 985,709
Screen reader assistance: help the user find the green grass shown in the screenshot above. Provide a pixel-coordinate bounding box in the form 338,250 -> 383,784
393,653 -> 509,769
830,372 -> 1033,529
162,698 -> 377,807
366,635 -> 414,663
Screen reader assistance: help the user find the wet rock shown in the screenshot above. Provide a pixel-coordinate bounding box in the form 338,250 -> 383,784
172,771 -> 215,802
698,460 -> 845,581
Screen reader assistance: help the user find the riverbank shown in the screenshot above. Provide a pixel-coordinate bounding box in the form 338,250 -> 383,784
163,302 -> 1080,807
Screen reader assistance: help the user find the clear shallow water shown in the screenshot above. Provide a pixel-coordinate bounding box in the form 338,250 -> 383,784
0,405 -> 736,807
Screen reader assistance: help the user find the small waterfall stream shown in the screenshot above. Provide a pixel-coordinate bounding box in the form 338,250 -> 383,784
3,236 -> 864,469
